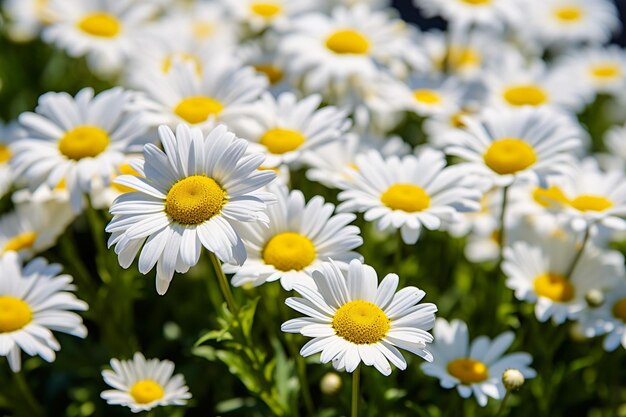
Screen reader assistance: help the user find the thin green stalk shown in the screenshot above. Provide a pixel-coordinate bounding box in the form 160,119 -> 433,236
495,391 -> 511,417
208,251 -> 239,315
395,230 -> 403,273
351,366 -> 361,417
14,371 -> 44,417
84,200 -> 112,283
497,185 -> 510,263
565,224 -> 590,279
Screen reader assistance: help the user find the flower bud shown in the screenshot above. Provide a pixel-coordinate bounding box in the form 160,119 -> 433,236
320,372 -> 342,395
585,289 -> 604,307
502,368 -> 525,391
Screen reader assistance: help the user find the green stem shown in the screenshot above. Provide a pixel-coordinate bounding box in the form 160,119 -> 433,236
208,251 -> 239,315
497,185 -> 510,263
351,366 -> 361,417
395,230 -> 403,274
495,391 -> 511,417
84,200 -> 112,283
565,224 -> 590,279
14,371 -> 44,417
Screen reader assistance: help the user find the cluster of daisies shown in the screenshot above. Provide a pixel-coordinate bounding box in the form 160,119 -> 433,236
1,0 -> 626,413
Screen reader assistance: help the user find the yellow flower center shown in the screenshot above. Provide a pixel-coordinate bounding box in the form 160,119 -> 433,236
253,64 -> 284,85
447,358 -> 488,384
262,232 -> 316,271
460,0 -> 492,5
533,273 -> 575,303
165,176 -> 226,225
532,186 -> 568,208
381,183 -> 430,212
112,163 -> 142,193
483,138 -> 537,175
413,89 -> 442,105
332,300 -> 390,344
58,126 -> 110,160
0,144 -> 11,164
450,111 -> 470,128
447,46 -> 481,70
503,85 -> 548,106
3,232 -> 37,253
129,380 -> 165,404
192,22 -> 215,39
250,2 -> 282,18
162,52 -> 202,74
325,30 -> 370,55
569,195 -> 613,212
590,64 -> 621,79
77,12 -> 121,38
0,296 -> 32,333
612,298 -> 626,322
174,97 -> 224,124
259,128 -> 306,154
554,6 -> 583,22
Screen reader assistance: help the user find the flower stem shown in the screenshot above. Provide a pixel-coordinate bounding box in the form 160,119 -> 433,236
497,185 -> 510,262
14,371 -> 44,417
351,365 -> 361,417
565,224 -> 590,279
495,391 -> 511,417
208,251 -> 239,315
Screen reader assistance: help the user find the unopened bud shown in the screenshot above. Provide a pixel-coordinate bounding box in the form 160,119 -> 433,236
320,372 -> 342,395
585,289 -> 604,307
502,368 -> 525,391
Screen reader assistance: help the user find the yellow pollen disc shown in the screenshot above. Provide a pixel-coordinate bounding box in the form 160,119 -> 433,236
325,30 -> 370,55
332,300 -> 390,344
262,232 -> 316,271
413,89 -> 442,105
259,128 -> 306,154
4,232 -> 37,253
129,380 -> 165,404
533,273 -> 575,302
174,97 -> 224,124
112,163 -> 142,193
192,22 -> 215,39
58,126 -> 110,160
533,186 -> 569,208
0,296 -> 32,333
569,195 -> 613,212
503,85 -> 548,106
590,64 -> 621,79
165,176 -> 226,225
460,0 -> 492,5
450,111 -> 470,128
253,64 -> 284,85
162,52 -> 202,74
447,358 -> 488,384
483,138 -> 537,175
250,2 -> 282,18
554,6 -> 583,22
381,183 -> 430,212
0,144 -> 11,164
449,46 -> 481,69
612,298 -> 626,322
77,12 -> 121,38
490,229 -> 501,244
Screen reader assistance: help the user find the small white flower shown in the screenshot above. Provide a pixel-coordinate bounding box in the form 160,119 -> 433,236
413,0 -> 525,32
576,283 -> 626,352
225,182 -> 363,290
106,124 -> 275,294
337,148 -> 481,244
421,318 -> 535,407
101,352 -> 191,413
282,259 -> 437,376
0,251 -> 88,372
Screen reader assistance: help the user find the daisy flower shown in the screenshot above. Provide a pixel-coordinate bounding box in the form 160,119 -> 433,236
134,59 -> 267,134
278,5 -> 419,93
412,0 -> 525,32
605,123 -> 626,164
0,251 -> 88,372
403,76 -> 470,117
101,352 -> 191,413
0,122 -> 20,200
576,283 -> 626,352
42,0 -> 158,76
12,87 -> 149,212
226,0 -> 317,32
554,46 -> 626,99
228,92 -> 351,168
3,0 -> 52,42
421,319 -> 535,406
502,232 -> 624,324
527,0 -> 619,47
106,124 -> 276,295
337,148 -> 481,244
237,35 -> 291,95
89,156 -> 144,210
445,107 -> 582,187
0,201 -> 74,259
281,259 -> 437,375
224,182 -> 363,290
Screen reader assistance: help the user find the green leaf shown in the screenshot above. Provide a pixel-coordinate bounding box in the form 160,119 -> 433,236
239,296 -> 260,338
